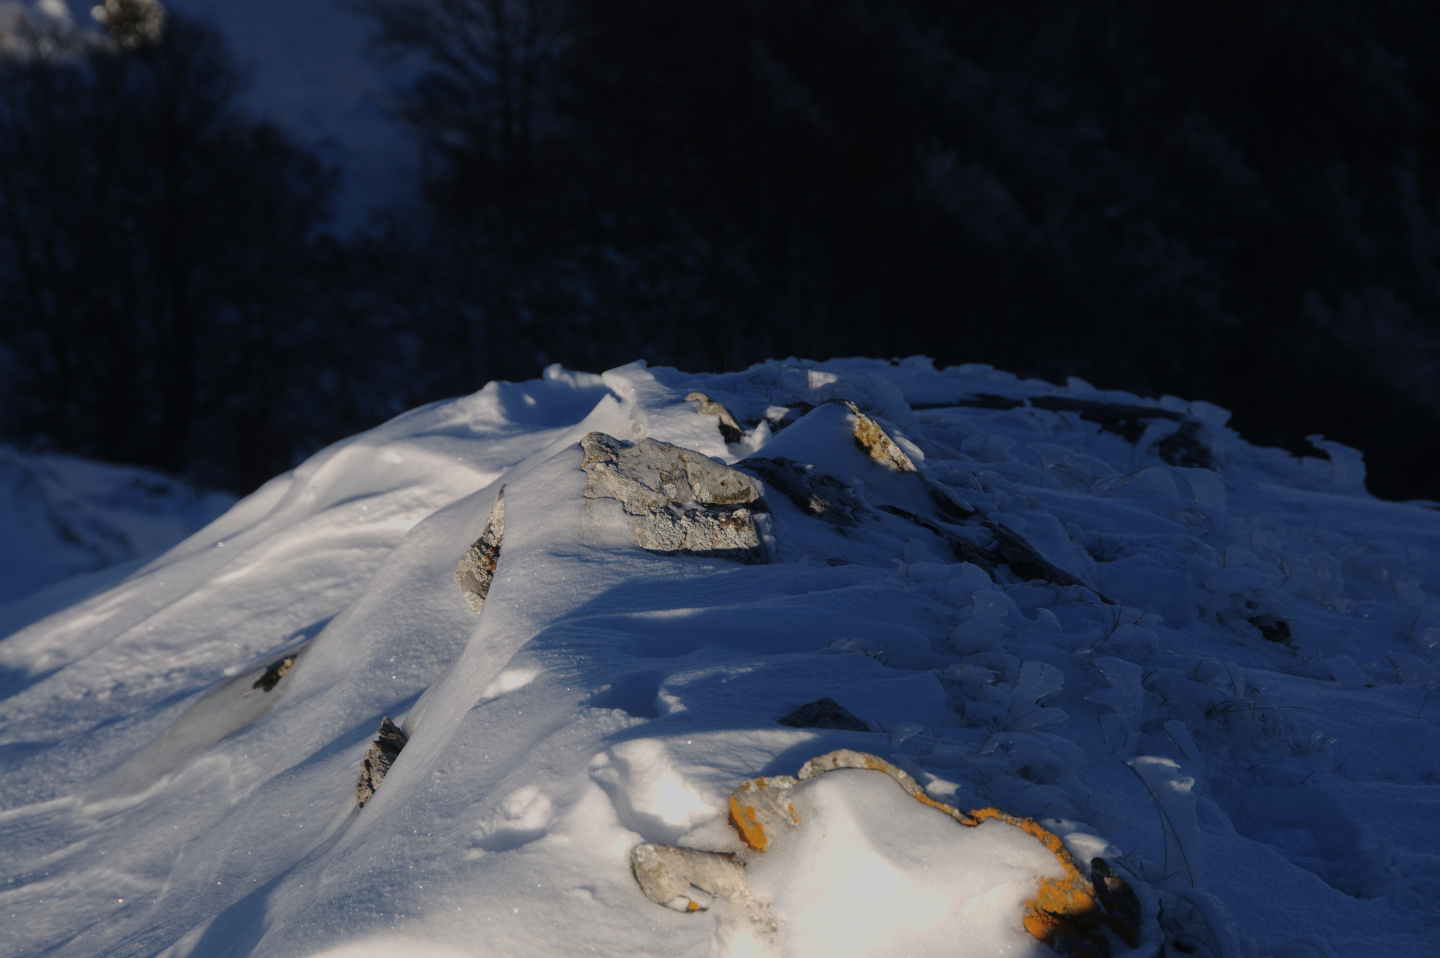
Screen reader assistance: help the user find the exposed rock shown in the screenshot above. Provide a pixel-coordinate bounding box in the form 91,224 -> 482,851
455,486 -> 506,613
251,653 -> 297,693
1089,858 -> 1143,948
743,458 -> 862,527
727,775 -> 802,852
685,392 -> 745,444
580,432 -> 768,562
355,716 -> 408,808
778,697 -> 870,732
635,749 -> 1147,957
793,748 -> 969,823
630,843 -> 751,913
1250,614 -> 1292,643
841,401 -> 916,473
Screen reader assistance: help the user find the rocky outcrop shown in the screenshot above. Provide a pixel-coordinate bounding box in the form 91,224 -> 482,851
455,486 -> 506,613
580,433 -> 769,562
633,749 -> 1145,957
355,716 -> 408,808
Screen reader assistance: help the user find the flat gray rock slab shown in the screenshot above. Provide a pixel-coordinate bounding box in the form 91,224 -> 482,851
580,433 -> 769,563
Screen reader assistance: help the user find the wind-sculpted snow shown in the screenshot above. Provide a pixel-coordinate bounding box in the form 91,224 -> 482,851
1,359 -> 1438,958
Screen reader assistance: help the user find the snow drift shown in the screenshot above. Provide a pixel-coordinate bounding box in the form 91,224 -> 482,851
2,358 -> 1438,958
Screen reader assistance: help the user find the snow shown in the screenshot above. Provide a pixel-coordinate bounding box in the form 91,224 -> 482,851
2,357 -> 1439,958
741,771 -> 1062,958
0,444 -> 234,605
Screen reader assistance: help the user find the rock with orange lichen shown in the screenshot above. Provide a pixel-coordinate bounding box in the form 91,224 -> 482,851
630,749 -> 1146,957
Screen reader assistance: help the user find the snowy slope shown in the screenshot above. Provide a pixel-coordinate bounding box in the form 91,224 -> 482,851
22,0 -> 413,228
1,359 -> 1438,958
0,444 -> 234,605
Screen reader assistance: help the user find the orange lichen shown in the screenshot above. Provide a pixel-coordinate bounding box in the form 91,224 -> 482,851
957,807 -> 1116,955
912,789 -> 980,825
728,793 -> 768,852
713,753 -> 1140,956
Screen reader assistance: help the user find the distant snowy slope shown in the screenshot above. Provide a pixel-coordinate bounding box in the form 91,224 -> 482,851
0,444 -> 233,604
31,0 -> 413,227
1,360 -> 1438,958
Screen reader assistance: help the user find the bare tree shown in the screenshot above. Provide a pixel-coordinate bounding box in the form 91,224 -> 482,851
348,0 -> 566,178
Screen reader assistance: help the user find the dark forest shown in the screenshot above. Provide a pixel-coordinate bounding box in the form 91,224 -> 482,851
3,0 -> 1439,500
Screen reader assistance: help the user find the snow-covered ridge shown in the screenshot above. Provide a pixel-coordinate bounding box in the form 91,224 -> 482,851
1,358 -> 1437,958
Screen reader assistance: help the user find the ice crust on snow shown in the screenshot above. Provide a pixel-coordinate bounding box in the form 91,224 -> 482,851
1,357 -> 1439,958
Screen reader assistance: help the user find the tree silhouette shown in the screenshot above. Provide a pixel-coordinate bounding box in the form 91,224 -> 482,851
0,8 -> 335,489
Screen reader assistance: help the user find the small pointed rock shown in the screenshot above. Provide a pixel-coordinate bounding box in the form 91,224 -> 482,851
685,392 -> 745,444
778,697 -> 870,732
251,654 -> 297,693
355,716 -> 409,808
842,401 -> 916,473
455,486 -> 505,613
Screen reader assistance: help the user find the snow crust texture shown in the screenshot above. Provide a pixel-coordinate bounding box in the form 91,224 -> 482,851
2,358 -> 1439,958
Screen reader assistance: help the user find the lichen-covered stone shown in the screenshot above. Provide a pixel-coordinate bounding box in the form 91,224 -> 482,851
842,401 -> 916,473
455,486 -> 505,613
355,716 -> 408,808
580,432 -> 768,562
727,776 -> 801,852
634,749 -> 1146,957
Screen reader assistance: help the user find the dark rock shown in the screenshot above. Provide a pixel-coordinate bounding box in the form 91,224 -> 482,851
1090,858 -> 1143,948
355,716 -> 408,808
743,458 -> 863,527
1250,615 -> 1292,643
251,654 -> 297,693
778,698 -> 871,732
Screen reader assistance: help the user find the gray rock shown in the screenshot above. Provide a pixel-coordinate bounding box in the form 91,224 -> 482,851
630,843 -> 752,912
455,486 -> 505,613
581,433 -> 769,563
355,716 -> 408,808
581,433 -> 760,510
